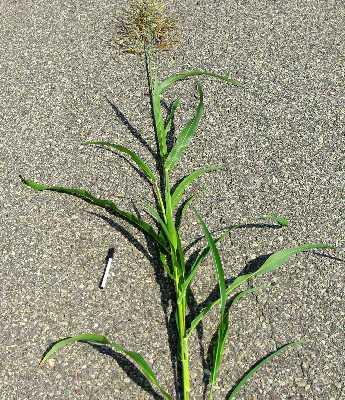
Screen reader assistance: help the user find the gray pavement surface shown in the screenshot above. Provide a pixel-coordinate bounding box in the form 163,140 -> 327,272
1,0 -> 344,399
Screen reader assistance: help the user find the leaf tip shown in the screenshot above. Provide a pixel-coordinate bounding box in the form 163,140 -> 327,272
82,140 -> 96,146
20,176 -> 46,191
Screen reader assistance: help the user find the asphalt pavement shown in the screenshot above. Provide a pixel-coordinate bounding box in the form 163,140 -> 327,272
1,1 -> 344,399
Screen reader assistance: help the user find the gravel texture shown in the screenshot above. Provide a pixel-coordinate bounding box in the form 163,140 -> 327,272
1,1 -> 344,399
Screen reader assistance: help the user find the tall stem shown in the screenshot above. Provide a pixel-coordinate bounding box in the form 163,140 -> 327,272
145,42 -> 190,399
173,253 -> 190,400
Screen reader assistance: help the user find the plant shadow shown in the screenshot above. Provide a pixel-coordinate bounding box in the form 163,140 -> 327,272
89,208 -> 284,398
40,338 -> 164,400
184,223 -> 281,253
90,343 -> 164,400
89,211 -> 180,397
105,97 -> 158,162
189,245 -> 339,399
85,94 -> 185,397
84,100 -> 323,399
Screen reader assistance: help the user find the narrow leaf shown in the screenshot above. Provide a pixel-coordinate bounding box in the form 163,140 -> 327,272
254,243 -> 335,277
194,211 -> 226,314
171,165 -> 221,211
226,243 -> 335,296
40,333 -> 109,364
40,333 -> 172,400
152,85 -> 167,157
187,243 -> 335,335
158,69 -> 241,94
194,210 -> 227,387
182,231 -> 228,294
21,177 -> 168,252
165,84 -> 204,172
226,341 -> 302,400
262,213 -> 289,227
110,341 -> 173,400
84,141 -> 156,183
164,173 -> 178,250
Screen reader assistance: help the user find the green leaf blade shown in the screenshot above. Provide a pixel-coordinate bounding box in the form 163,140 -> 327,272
40,333 -> 172,400
254,243 -> 335,278
40,333 -> 109,364
226,243 -> 335,296
194,210 -> 227,387
84,141 -> 156,183
226,341 -> 302,400
152,85 -> 167,158
21,177 -> 168,252
165,84 -> 204,172
158,69 -> 241,94
187,242 -> 335,336
171,165 -> 221,211
109,341 -> 172,400
164,173 -> 178,250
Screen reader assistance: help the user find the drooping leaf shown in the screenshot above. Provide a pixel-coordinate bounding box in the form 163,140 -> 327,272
171,165 -> 221,211
226,341 -> 302,400
20,177 -> 168,252
255,243 -> 334,276
84,141 -> 157,183
226,243 -> 335,296
262,213 -> 289,227
110,341 -> 173,400
158,69 -> 241,94
165,84 -> 204,172
40,333 -> 172,400
40,333 -> 109,364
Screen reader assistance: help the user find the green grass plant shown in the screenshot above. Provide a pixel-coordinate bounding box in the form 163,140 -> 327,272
21,1 -> 335,399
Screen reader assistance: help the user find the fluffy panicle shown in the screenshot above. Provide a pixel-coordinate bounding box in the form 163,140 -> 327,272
114,0 -> 179,54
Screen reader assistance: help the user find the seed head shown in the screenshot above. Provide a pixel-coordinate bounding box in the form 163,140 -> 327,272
114,0 -> 179,54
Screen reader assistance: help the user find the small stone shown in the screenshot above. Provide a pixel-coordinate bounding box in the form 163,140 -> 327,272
46,358 -> 56,368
